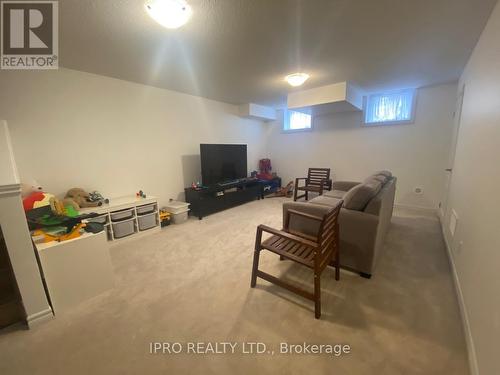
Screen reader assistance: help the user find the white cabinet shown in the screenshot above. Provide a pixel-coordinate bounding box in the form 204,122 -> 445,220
79,196 -> 160,241
36,232 -> 113,314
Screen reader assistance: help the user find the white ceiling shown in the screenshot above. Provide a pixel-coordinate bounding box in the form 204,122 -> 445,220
59,0 -> 497,107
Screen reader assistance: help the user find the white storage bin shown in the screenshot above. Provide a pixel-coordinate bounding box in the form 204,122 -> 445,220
112,218 -> 135,238
137,203 -> 156,215
171,209 -> 189,224
164,201 -> 190,214
138,212 -> 157,231
87,214 -> 108,224
110,208 -> 134,222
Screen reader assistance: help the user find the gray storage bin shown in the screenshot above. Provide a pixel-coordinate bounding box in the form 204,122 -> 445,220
87,214 -> 108,224
110,208 -> 134,222
138,212 -> 157,231
137,203 -> 156,215
112,218 -> 135,238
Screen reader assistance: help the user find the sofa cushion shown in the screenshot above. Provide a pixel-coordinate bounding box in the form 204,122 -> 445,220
324,189 -> 347,199
343,180 -> 382,211
309,196 -> 343,207
375,170 -> 392,178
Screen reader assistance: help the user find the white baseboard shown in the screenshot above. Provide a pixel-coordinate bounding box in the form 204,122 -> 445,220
439,217 -> 479,375
26,308 -> 54,328
394,203 -> 438,215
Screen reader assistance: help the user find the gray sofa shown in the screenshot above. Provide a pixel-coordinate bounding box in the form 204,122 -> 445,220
284,171 -> 396,278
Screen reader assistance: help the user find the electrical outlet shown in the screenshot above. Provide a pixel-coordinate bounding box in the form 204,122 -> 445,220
413,187 -> 424,195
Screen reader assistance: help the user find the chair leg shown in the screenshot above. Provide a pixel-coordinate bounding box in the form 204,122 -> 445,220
251,249 -> 261,287
314,274 -> 321,319
305,190 -> 309,201
293,187 -> 298,201
335,251 -> 340,281
279,255 -> 285,261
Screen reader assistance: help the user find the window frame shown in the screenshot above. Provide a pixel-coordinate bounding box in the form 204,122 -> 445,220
282,109 -> 314,133
363,89 -> 417,127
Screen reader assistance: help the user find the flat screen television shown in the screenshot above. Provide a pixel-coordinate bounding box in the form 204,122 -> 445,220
200,144 -> 247,186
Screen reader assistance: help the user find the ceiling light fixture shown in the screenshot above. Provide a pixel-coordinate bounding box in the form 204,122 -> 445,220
145,0 -> 193,29
285,73 -> 310,87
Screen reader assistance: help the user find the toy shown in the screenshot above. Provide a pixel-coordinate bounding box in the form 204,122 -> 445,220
159,209 -> 171,227
136,190 -> 147,198
257,159 -> 273,180
32,222 -> 85,243
65,188 -> 102,209
266,181 -> 294,198
191,181 -> 203,190
21,182 -> 44,211
21,182 -> 78,214
89,191 -> 109,205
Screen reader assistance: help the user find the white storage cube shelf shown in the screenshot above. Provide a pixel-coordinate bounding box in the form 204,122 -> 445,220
79,196 -> 161,241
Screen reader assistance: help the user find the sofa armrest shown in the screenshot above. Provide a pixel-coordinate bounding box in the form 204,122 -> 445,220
338,208 -> 379,273
332,181 -> 360,192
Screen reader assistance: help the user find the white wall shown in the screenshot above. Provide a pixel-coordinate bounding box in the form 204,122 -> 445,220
441,2 -> 500,374
267,83 -> 457,209
0,68 -> 269,205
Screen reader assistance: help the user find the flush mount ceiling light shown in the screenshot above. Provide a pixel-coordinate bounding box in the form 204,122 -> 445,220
145,0 -> 193,29
285,73 -> 310,87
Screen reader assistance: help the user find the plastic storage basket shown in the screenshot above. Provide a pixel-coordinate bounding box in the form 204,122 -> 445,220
137,203 -> 156,215
112,218 -> 135,238
138,212 -> 157,231
163,201 -> 190,214
110,208 -> 134,222
171,209 -> 189,224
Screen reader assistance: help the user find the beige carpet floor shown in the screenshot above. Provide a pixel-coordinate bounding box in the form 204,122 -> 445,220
0,198 -> 469,375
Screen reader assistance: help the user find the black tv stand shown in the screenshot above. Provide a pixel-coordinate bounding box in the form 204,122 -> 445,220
218,179 -> 241,187
185,179 -> 261,220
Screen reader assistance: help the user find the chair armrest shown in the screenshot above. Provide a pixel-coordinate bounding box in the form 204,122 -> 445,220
295,177 -> 309,189
318,178 -> 326,195
332,181 -> 360,191
325,179 -> 333,191
257,224 -> 318,248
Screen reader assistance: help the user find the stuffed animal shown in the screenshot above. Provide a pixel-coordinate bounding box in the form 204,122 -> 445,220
21,181 -> 54,211
21,183 -> 44,211
21,181 -> 79,215
65,188 -> 102,209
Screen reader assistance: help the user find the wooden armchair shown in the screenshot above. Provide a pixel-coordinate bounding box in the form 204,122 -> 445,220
250,199 -> 342,319
294,168 -> 332,201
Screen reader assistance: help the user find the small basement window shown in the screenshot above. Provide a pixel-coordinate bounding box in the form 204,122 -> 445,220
283,110 -> 312,132
364,89 -> 416,125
